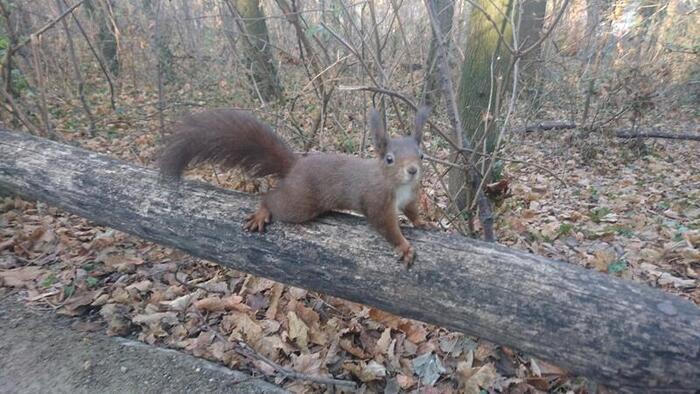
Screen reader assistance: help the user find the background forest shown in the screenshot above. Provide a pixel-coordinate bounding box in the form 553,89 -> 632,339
0,0 -> 698,392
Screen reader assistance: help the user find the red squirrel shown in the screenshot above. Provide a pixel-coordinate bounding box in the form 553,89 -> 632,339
159,107 -> 431,266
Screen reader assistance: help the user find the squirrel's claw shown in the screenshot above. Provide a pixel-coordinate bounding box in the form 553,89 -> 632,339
244,207 -> 271,233
397,243 -> 415,268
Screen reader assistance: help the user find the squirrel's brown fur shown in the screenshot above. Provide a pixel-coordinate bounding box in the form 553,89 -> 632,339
160,107 -> 431,265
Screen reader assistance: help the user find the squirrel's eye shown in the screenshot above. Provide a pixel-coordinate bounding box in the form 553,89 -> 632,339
385,155 -> 394,164
420,152 -> 425,160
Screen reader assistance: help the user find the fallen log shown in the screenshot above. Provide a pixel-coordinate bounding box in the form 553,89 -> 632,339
516,122 -> 577,133
0,129 -> 698,391
615,130 -> 700,141
518,122 -> 700,141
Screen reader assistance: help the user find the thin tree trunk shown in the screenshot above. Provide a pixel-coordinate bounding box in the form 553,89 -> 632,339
84,0 -> 119,77
29,39 -> 54,138
229,0 -> 283,103
425,0 -> 496,241
448,0 -> 512,235
422,0 -> 455,106
56,0 -> 96,135
67,0 -> 117,110
518,0 -> 547,114
154,0 -> 166,135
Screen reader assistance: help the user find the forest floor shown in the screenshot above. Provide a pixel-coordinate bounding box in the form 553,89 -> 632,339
0,102 -> 698,392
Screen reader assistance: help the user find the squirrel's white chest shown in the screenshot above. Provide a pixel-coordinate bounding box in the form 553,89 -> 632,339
394,184 -> 413,212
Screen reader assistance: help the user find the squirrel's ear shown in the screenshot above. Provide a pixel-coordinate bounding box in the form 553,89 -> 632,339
370,109 -> 388,157
413,105 -> 431,144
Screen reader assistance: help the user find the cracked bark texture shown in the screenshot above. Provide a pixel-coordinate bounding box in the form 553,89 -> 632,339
0,129 -> 698,391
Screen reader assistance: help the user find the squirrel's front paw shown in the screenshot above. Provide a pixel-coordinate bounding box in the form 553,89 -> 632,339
244,207 -> 271,233
397,243 -> 415,268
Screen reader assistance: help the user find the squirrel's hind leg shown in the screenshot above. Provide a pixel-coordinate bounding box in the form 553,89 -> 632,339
264,186 -> 323,223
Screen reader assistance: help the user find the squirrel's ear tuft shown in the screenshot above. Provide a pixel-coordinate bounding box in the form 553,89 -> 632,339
370,109 -> 388,157
413,105 -> 432,144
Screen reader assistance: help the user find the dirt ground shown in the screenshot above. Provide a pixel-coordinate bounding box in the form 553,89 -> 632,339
0,291 -> 285,394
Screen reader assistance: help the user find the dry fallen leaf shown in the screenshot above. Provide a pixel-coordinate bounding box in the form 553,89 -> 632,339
194,296 -> 226,312
265,283 -> 284,319
226,311 -> 263,346
399,321 -> 428,344
132,311 -> 179,326
0,266 -> 44,288
412,352 -> 445,386
287,311 -> 309,349
457,362 -> 498,394
369,308 -> 402,329
396,373 -> 416,389
374,328 -> 392,356
160,292 -> 198,311
344,360 -> 386,382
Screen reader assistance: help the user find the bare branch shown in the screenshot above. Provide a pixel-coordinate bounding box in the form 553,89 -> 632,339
10,0 -> 87,54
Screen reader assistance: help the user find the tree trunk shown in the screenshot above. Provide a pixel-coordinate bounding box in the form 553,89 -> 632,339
422,0 -> 455,107
450,0 -> 513,217
229,0 -> 283,103
56,0 -> 96,135
84,0 -> 119,77
1,128 -> 698,391
518,0 -> 547,114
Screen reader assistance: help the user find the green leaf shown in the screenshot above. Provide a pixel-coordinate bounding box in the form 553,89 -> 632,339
608,260 -> 627,274
557,223 -> 574,236
64,284 -> 76,298
86,276 -> 99,287
589,207 -> 611,223
41,274 -> 57,288
0,36 -> 9,50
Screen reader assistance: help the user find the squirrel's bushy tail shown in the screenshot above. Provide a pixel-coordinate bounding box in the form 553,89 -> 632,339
160,109 -> 296,180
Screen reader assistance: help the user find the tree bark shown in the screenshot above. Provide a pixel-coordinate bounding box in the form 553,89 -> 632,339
0,129 -> 698,391
229,0 -> 284,103
450,0 -> 513,222
422,0 -> 455,107
457,0 -> 513,154
518,0 -> 547,113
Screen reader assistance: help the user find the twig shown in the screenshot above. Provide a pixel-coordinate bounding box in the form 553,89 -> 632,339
320,22 -> 383,90
63,0 -> 117,110
0,89 -> 43,136
338,85 -> 416,110
424,154 -> 468,170
195,311 -> 356,388
338,84 -> 464,154
236,341 -> 356,388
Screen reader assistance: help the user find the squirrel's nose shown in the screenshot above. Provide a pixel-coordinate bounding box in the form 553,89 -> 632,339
407,166 -> 418,175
